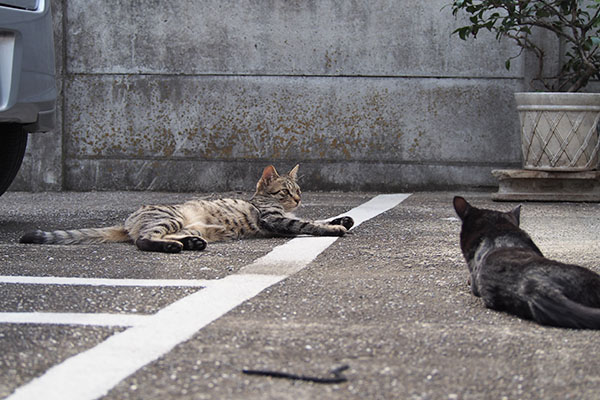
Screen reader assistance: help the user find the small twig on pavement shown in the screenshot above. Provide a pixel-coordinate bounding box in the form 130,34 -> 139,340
242,364 -> 349,384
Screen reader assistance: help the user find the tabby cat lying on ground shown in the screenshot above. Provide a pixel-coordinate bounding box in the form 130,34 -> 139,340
453,196 -> 600,329
20,165 -> 354,253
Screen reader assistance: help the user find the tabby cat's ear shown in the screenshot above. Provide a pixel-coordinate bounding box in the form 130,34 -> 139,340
453,196 -> 471,221
260,165 -> 279,184
288,164 -> 300,180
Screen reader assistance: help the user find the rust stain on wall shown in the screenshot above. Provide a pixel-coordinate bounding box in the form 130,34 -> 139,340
67,78 -> 409,163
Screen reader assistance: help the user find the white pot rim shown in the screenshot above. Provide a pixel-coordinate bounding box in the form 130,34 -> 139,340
515,92 -> 600,103
515,92 -> 600,95
515,92 -> 600,109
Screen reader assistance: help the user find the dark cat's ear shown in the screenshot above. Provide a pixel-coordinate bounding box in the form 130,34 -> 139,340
288,164 -> 299,180
453,196 -> 471,221
506,205 -> 521,226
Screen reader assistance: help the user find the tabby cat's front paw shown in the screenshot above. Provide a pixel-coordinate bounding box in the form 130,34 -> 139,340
329,225 -> 348,236
329,216 -> 354,230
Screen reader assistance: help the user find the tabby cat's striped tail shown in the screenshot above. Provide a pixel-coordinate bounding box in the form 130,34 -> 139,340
19,226 -> 130,245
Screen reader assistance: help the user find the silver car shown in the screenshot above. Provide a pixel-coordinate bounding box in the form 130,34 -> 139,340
0,0 -> 56,195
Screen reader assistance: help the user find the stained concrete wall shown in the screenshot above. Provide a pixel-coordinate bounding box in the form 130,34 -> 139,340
14,0 -> 533,192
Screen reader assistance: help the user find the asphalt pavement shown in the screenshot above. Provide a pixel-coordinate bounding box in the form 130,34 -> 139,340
1,190 -> 600,399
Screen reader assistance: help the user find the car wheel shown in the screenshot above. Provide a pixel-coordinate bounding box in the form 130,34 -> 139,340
0,124 -> 28,196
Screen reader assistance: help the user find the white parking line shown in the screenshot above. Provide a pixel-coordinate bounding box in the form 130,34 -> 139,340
0,276 -> 210,287
6,193 -> 411,400
7,274 -> 286,400
0,312 -> 150,327
241,193 -> 412,275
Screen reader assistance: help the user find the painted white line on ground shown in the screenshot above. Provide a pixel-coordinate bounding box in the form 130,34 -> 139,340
343,193 -> 412,228
0,312 -> 150,327
7,274 -> 286,400
0,276 -> 210,288
7,194 -> 411,400
241,193 -> 412,275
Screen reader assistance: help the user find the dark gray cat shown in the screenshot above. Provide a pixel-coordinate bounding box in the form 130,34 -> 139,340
453,196 -> 600,329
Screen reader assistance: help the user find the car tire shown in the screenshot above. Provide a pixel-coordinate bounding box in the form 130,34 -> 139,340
0,124 -> 28,196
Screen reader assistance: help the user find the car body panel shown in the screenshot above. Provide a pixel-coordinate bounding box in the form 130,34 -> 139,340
0,0 -> 56,132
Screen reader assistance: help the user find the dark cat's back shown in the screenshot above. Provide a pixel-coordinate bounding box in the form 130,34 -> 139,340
453,196 -> 600,329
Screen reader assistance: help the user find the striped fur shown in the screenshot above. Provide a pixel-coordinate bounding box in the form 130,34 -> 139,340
19,165 -> 354,253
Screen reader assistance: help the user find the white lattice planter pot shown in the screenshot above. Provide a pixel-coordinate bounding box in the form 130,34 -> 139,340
515,92 -> 600,171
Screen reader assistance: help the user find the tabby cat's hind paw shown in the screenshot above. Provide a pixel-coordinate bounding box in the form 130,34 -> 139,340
135,238 -> 183,253
329,216 -> 354,230
180,236 -> 207,251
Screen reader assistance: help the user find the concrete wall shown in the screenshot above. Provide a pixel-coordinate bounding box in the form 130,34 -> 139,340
14,0 -> 531,192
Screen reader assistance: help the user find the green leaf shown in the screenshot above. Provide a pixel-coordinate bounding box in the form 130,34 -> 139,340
446,0 -> 600,90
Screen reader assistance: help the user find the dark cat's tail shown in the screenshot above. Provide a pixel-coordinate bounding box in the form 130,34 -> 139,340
529,290 -> 600,330
19,226 -> 130,245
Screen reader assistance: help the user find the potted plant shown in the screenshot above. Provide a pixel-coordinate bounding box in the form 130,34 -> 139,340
450,0 -> 600,171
